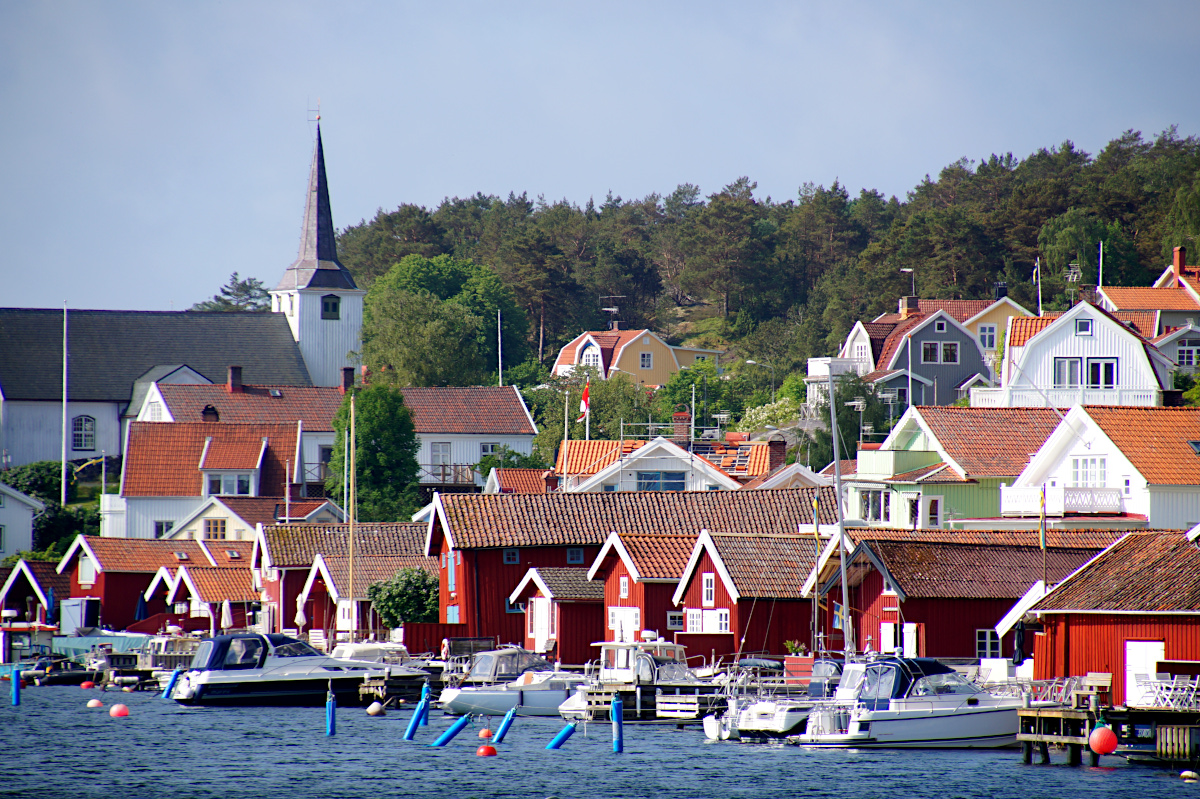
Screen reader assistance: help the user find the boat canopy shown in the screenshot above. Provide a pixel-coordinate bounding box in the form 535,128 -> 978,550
464,648 -> 552,684
188,634 -> 321,671
856,658 -> 979,708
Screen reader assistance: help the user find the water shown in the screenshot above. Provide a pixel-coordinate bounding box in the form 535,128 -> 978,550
0,687 -> 1194,799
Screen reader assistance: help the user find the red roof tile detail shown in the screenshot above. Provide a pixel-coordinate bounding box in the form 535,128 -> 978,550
556,440 -> 645,475
819,460 -> 857,478
398,386 -> 535,435
219,497 -> 331,528
873,316 -> 923,370
318,555 -> 438,599
1112,311 -> 1158,338
553,329 -> 650,373
123,422 -> 297,497
75,538 -> 212,573
874,299 -> 994,325
493,468 -> 550,494
200,437 -> 266,470
618,533 -> 697,581
157,384 -> 344,430
1032,531 -> 1200,612
914,406 -> 1063,477
179,567 -> 257,603
708,532 -> 820,599
1008,315 -> 1061,346
263,523 -> 427,567
437,487 -> 840,550
520,567 -> 605,601
850,527 -> 1128,550
1101,287 -> 1200,312
204,540 -> 255,567
1085,406 -> 1200,485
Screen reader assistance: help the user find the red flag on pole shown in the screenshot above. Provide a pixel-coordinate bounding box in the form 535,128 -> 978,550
576,380 -> 590,423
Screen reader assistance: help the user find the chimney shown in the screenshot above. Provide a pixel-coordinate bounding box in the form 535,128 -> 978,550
340,367 -> 355,395
899,296 -> 919,319
993,282 -> 1008,301
359,365 -> 370,385
201,404 -> 219,422
610,320 -> 623,331
767,434 -> 786,472
672,411 -> 691,442
1175,246 -> 1187,285
227,366 -> 243,393
542,470 -> 559,492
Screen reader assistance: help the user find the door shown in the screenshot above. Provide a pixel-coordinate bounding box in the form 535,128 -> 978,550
530,597 -> 551,652
880,622 -> 897,655
431,442 -> 451,481
609,607 -> 640,642
1125,640 -> 1165,706
902,623 -> 919,657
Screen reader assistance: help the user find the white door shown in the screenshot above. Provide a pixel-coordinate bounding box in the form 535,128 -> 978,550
530,597 -> 551,652
609,607 -> 640,642
1125,640 -> 1165,706
880,622 -> 897,655
902,623 -> 919,657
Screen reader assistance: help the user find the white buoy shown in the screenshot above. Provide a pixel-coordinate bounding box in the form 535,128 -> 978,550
1182,770 -> 1199,780
366,701 -> 385,716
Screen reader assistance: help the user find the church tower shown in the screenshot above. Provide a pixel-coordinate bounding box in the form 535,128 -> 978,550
270,125 -> 365,387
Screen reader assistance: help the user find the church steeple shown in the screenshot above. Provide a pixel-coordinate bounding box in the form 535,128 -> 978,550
275,125 -> 358,291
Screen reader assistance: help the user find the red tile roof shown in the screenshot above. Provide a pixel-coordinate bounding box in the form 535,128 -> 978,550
178,567 -> 257,603
519,567 -> 605,601
553,329 -> 650,373
218,497 -> 333,527
2,561 -> 72,607
849,528 -> 1126,550
708,531 -> 821,599
914,406 -> 1063,477
262,522 -> 428,567
615,533 -> 697,581
1084,406 -> 1200,485
317,554 -> 438,599
888,463 -> 966,483
1112,310 -> 1158,338
1100,287 -> 1200,312
873,316 -> 923,371
204,540 -> 255,566
1032,531 -> 1200,612
156,384 -> 344,430
492,468 -> 551,494
123,422 -> 297,497
399,386 -> 536,435
1008,314 -> 1061,346
819,460 -> 857,478
556,439 -> 645,475
434,487 -> 841,551
68,538 -> 212,573
873,299 -> 995,325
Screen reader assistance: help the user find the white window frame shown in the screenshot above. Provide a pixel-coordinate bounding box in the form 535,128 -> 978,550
1086,358 -> 1118,389
619,575 -> 629,598
1053,357 -> 1082,389
702,572 -> 715,607
639,351 -> 653,369
976,628 -> 1001,659
978,324 -> 996,350
925,496 -> 943,528
72,415 -> 96,451
666,611 -> 684,631
1071,457 -> 1107,488
1075,318 -> 1093,336
941,342 -> 959,364
921,341 -> 940,364
934,320 -> 946,333
79,555 -> 95,584
480,442 -> 501,458
147,401 -> 163,421
580,345 -> 601,368
686,608 -> 702,632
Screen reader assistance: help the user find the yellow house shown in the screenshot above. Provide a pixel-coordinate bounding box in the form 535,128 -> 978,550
552,328 -> 720,387
960,296 -> 1034,368
165,496 -> 344,541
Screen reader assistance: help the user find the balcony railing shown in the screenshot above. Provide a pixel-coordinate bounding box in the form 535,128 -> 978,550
1001,485 -> 1124,517
419,463 -> 478,485
971,386 -> 1161,408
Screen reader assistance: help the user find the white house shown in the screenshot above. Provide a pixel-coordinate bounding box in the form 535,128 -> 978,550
1152,323 -> 1200,375
564,436 -> 741,492
971,301 -> 1174,408
1000,405 -> 1200,530
162,496 -> 343,542
0,482 -> 46,558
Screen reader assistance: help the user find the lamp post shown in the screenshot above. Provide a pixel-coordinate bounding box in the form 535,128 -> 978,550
746,360 -> 775,404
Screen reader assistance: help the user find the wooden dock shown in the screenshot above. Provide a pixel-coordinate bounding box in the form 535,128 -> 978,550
1019,704 -> 1200,767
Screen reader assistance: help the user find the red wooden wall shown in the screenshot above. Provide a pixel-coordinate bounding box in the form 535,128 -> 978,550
597,556 -> 678,641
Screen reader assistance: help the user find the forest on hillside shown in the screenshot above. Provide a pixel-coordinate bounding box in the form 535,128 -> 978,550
336,127 -> 1200,387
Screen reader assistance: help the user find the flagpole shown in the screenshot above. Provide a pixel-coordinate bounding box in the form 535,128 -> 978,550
61,303 -> 68,506
1098,241 -> 1104,289
1040,482 -> 1047,586
562,391 -> 569,491
1036,257 -> 1043,317
497,308 -> 503,387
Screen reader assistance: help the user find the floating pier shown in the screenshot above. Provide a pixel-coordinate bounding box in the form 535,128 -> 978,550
1019,704 -> 1200,767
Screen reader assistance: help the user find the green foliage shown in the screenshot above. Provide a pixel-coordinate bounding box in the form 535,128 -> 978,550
191,272 -> 270,312
476,445 -> 548,476
1,461 -> 75,503
325,384 -> 420,522
1,537 -> 73,568
653,358 -> 751,426
734,398 -> 801,432
361,254 -> 528,387
527,370 -> 658,463
503,357 -> 551,389
803,376 -> 896,471
366,567 -> 440,627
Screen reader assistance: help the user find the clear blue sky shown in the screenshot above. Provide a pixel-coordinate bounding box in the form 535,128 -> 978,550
2,1 -> 1198,311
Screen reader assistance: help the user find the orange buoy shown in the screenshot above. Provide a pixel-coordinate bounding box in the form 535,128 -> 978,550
109,704 -> 129,718
80,681 -> 95,690
1089,725 -> 1118,755
87,699 -> 103,708
479,728 -> 493,739
476,745 -> 497,757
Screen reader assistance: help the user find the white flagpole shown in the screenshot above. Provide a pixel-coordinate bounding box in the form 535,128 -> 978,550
1036,257 -> 1043,317
497,308 -> 503,387
562,392 -> 570,490
61,303 -> 69,506
1098,241 -> 1104,289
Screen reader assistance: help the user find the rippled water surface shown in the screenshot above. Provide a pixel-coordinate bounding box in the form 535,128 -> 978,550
1,686 -> 1195,799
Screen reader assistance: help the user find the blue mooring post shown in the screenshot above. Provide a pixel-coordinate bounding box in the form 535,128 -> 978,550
403,698 -> 428,741
419,685 -> 430,726
430,714 -> 473,747
11,666 -> 20,707
546,722 -> 576,750
160,669 -> 182,700
325,687 -> 336,736
493,706 -> 517,743
612,696 -> 623,753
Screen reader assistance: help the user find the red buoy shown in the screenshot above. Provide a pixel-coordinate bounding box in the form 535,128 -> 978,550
479,728 -> 493,739
80,681 -> 95,690
1089,725 -> 1118,755
476,745 -> 497,757
109,704 -> 130,718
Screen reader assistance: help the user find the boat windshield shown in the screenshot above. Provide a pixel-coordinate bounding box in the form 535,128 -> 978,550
266,635 -> 321,658
467,654 -> 495,681
189,640 -> 214,670
908,672 -> 980,697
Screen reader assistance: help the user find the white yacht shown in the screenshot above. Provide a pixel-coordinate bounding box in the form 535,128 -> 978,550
437,647 -> 579,717
558,639 -> 710,721
170,633 -> 428,707
790,657 -> 1026,749
704,658 -> 845,742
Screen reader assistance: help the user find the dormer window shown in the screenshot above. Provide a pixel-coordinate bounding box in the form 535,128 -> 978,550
207,473 -> 252,496
580,344 -> 601,368
1075,318 -> 1093,336
321,294 -> 340,320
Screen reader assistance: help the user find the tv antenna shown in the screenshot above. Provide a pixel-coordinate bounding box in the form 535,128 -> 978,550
600,295 -> 625,328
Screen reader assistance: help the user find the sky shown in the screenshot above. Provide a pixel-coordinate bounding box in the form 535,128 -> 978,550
2,1 -> 1198,312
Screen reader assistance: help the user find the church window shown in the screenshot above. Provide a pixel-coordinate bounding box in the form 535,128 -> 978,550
321,295 -> 340,320
72,416 -> 96,451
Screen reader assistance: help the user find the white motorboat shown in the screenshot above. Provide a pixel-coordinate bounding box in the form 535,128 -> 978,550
170,633 -> 428,707
558,639 -> 713,721
703,658 -> 845,742
438,647 -> 579,717
789,657 -> 1027,749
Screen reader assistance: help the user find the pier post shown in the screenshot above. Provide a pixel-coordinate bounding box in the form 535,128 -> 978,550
11,669 -> 19,707
612,696 -> 624,754
1038,742 -> 1050,764
160,669 -> 182,700
403,699 -> 428,741
493,707 -> 517,743
1022,742 -> 1033,764
1068,743 -> 1082,766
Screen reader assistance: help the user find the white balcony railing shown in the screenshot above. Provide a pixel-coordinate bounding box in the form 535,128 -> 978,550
971,386 -> 1161,408
1001,485 -> 1124,517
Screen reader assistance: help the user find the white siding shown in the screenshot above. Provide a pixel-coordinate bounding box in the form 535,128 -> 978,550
416,434 -> 533,466
274,289 -> 365,387
123,497 -> 204,540
1145,487 -> 1200,529
1,399 -> 120,466
0,492 -> 37,554
592,454 -> 725,492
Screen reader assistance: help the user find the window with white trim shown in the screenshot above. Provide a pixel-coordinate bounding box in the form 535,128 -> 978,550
934,320 -> 946,333
686,608 -> 702,632
79,555 -> 95,584
1072,457 -> 1106,488
976,629 -> 1001,659
921,342 -> 959,364
941,342 -> 959,364
619,575 -> 629,598
1179,338 -> 1200,367
1053,357 -> 1082,389
503,548 -> 519,565
580,345 -> 601,368
859,489 -> 890,522
72,415 -> 96,451
640,352 -> 652,369
978,324 -> 996,350
666,611 -> 684,631
1075,318 -> 1093,336
480,442 -> 501,458
147,401 -> 163,421
702,573 -> 715,607
1087,358 -> 1118,389
207,473 -> 252,496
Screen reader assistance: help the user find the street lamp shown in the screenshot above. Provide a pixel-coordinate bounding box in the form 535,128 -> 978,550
900,268 -> 915,295
746,360 -> 776,404
845,396 -> 866,448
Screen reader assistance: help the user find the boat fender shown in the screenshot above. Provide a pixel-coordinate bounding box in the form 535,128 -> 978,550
87,699 -> 103,708
1089,725 -> 1118,756
1181,770 -> 1199,781
476,745 -> 497,757
80,681 -> 95,690
366,702 -> 385,716
109,704 -> 130,718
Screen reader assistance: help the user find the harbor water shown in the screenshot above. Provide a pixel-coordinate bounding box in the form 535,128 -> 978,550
1,686 -> 1195,799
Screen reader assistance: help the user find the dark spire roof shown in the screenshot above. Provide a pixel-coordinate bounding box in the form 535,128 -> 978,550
275,125 -> 358,292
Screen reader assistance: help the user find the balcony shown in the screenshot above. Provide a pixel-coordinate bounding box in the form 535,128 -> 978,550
971,386 -> 1161,408
1001,485 -> 1124,517
419,463 -> 478,486
807,357 -> 870,379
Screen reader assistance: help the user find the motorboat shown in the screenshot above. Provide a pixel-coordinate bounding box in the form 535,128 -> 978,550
558,639 -> 715,721
789,657 -> 1027,749
438,647 -> 580,717
703,658 -> 844,742
170,633 -> 428,707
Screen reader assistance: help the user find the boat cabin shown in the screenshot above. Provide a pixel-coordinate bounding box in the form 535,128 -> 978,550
594,639 -> 694,685
461,647 -> 553,684
188,634 -> 326,672
852,658 -> 981,709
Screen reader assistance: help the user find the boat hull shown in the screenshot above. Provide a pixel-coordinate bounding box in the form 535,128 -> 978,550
793,703 -> 1020,749
439,686 -> 572,717
736,700 -> 812,742
173,673 -> 375,707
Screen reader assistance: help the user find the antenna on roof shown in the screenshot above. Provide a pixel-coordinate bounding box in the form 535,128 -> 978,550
600,296 -> 625,331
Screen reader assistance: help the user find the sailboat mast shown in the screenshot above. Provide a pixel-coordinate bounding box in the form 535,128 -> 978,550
348,392 -> 356,637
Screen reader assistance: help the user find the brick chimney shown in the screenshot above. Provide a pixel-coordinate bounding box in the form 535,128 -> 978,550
201,404 -> 219,422
1175,246 -> 1187,285
542,470 -> 560,492
672,411 -> 691,442
227,366 -> 243,393
359,365 -> 370,385
340,367 -> 355,394
899,296 -> 919,319
767,434 -> 786,472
